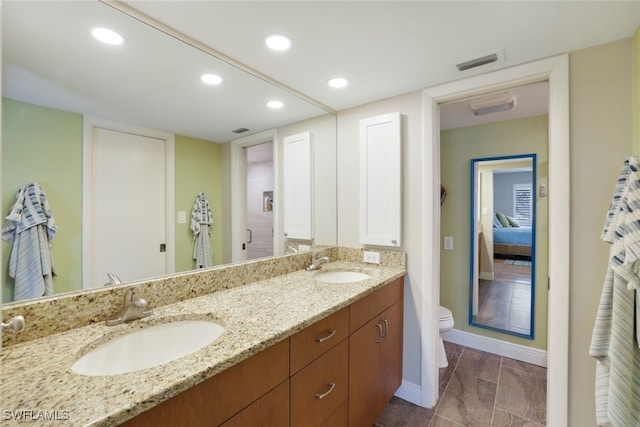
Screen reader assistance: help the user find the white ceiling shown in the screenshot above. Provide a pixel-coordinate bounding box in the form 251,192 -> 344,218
3,1 -> 639,141
440,81 -> 549,130
125,0 -> 640,111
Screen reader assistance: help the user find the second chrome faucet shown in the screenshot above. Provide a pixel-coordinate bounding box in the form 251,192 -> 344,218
106,286 -> 153,326
306,251 -> 330,271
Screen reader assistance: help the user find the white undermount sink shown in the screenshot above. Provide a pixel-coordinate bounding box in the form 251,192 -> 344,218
71,320 -> 225,376
314,270 -> 371,283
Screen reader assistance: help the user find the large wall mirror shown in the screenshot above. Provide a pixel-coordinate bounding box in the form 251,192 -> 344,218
469,154 -> 536,339
2,1 -> 337,303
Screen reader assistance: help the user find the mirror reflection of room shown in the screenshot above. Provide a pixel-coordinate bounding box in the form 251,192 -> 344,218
1,1 -> 337,302
472,155 -> 535,337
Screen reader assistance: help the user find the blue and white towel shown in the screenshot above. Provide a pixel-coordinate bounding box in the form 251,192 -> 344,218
590,157 -> 640,426
1,182 -> 57,300
190,192 -> 213,268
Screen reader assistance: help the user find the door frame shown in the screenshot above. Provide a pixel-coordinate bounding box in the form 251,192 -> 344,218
230,129 -> 279,263
421,55 -> 569,425
82,116 -> 175,289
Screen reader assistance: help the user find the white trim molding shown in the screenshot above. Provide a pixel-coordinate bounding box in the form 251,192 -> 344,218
444,329 -> 547,367
421,54 -> 569,425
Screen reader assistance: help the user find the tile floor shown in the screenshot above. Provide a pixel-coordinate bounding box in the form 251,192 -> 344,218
375,342 -> 546,426
475,259 -> 532,336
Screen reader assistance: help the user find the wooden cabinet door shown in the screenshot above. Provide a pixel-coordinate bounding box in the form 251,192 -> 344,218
349,315 -> 383,427
291,339 -> 348,427
380,300 -> 404,408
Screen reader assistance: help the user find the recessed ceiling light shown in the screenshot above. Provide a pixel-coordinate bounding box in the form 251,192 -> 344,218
267,100 -> 284,109
201,73 -> 223,85
91,27 -> 124,45
328,77 -> 348,89
265,34 -> 292,51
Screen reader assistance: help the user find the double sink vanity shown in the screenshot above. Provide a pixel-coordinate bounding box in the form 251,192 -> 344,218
1,247 -> 405,426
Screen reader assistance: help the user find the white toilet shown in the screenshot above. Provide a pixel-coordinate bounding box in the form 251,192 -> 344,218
438,306 -> 455,368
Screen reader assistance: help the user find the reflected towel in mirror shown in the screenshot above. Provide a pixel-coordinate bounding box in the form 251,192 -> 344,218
191,192 -> 213,268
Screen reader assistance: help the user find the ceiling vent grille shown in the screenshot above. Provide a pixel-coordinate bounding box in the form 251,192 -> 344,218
456,53 -> 498,71
232,127 -> 250,134
469,95 -> 517,116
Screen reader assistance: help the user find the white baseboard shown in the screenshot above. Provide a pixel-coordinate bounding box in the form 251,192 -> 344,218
394,380 -> 422,406
479,272 -> 494,280
443,328 -> 547,367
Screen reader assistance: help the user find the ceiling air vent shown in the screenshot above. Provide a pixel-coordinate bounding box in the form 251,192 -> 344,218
469,95 -> 517,116
232,127 -> 250,134
456,53 -> 498,71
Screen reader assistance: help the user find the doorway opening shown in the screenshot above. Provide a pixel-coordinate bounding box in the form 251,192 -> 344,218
245,142 -> 274,260
421,55 -> 569,425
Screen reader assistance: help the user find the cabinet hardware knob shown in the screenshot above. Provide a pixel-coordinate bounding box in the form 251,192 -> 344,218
315,328 -> 336,343
391,239 -> 397,245
315,382 -> 336,400
376,323 -> 383,343
382,319 -> 389,339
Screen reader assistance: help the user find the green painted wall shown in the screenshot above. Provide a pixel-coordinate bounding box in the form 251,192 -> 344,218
2,98 -> 83,301
440,115 -> 549,351
174,135 -> 223,271
1,98 -> 224,302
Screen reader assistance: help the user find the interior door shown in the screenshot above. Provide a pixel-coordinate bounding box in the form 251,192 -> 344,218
90,127 -> 167,286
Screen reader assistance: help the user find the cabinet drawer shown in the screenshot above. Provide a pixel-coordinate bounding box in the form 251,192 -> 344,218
350,277 -> 403,333
221,380 -> 289,427
290,307 -> 349,374
291,339 -> 349,427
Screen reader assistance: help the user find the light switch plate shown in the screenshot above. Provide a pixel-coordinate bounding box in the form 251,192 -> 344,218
363,250 -> 380,264
178,211 -> 187,224
444,236 -> 454,251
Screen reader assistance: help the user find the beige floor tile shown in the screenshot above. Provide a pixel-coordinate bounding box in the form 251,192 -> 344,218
455,347 -> 501,384
435,370 -> 497,426
492,409 -> 545,426
496,367 -> 547,424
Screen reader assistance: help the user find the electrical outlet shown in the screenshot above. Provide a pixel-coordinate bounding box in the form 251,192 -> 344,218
444,236 -> 454,251
363,251 -> 380,264
298,244 -> 311,252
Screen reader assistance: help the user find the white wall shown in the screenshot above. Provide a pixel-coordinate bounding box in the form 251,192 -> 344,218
337,91 -> 425,398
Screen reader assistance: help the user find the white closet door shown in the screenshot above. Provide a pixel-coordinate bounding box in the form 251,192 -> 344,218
91,127 -> 167,285
283,132 -> 313,240
359,112 -> 401,247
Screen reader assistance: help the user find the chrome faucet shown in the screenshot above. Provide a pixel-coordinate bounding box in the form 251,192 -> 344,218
306,251 -> 330,271
104,272 -> 123,286
106,287 -> 153,326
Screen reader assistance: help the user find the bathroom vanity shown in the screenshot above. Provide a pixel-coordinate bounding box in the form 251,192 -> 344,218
0,248 -> 405,426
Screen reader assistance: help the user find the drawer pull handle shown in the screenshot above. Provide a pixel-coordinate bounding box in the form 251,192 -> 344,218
315,382 -> 336,400
315,328 -> 336,343
382,319 -> 389,339
376,323 -> 383,343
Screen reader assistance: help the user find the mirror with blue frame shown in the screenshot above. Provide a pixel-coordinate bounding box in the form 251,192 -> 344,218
469,154 -> 536,339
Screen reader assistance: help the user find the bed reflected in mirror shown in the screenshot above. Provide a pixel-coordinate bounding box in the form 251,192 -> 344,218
469,154 -> 536,339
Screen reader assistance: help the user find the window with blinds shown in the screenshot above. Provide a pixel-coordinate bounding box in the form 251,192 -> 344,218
513,184 -> 533,225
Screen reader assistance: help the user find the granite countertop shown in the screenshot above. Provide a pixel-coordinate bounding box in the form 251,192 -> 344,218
0,261 -> 404,426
